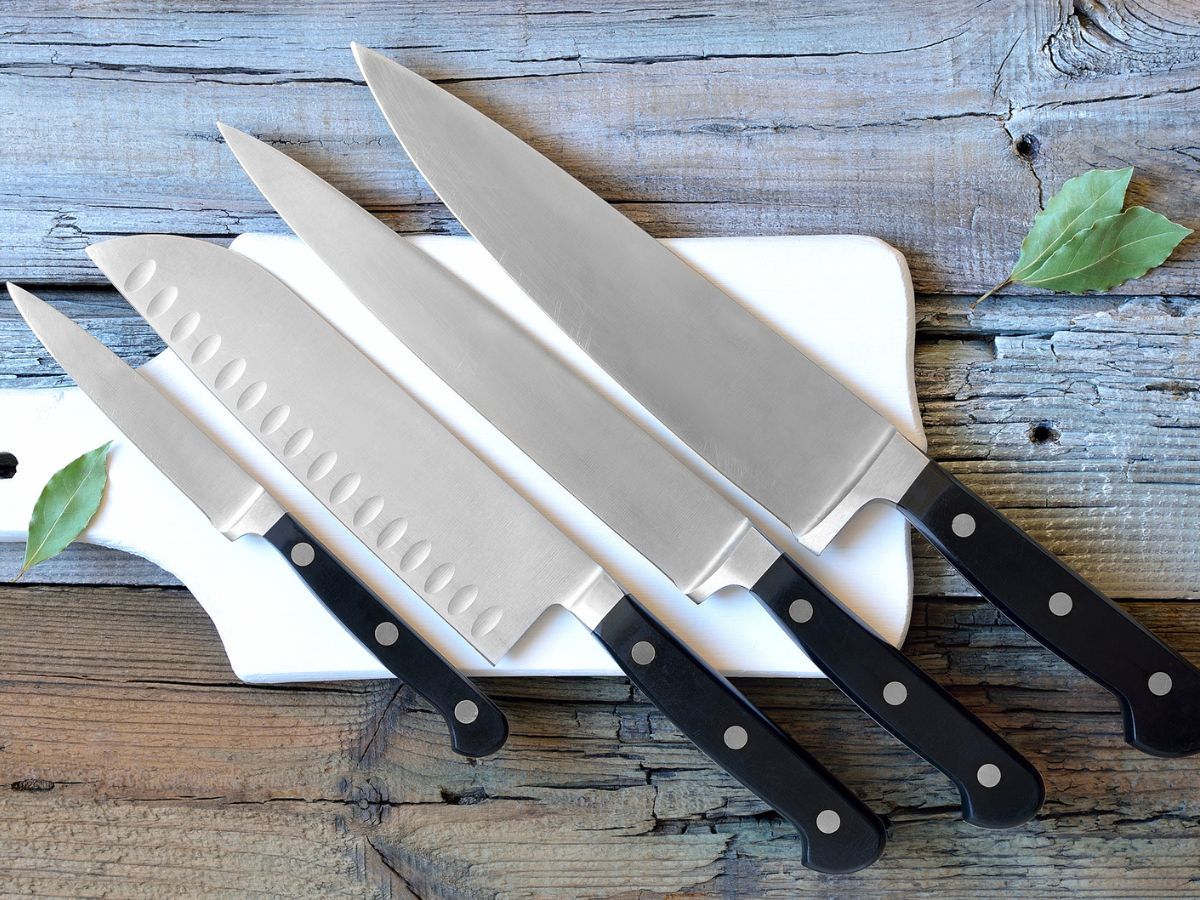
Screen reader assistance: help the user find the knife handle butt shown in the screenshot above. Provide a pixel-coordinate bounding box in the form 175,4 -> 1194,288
594,594 -> 886,874
751,555 -> 1044,829
264,514 -> 508,757
900,459 -> 1200,758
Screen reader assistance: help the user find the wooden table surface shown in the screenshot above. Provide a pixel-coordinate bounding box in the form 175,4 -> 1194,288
3,1 -> 1200,896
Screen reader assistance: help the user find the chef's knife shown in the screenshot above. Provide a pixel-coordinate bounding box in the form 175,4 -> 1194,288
218,124 -> 1044,828
6,283 -> 507,758
87,236 -> 887,873
355,45 -> 1200,758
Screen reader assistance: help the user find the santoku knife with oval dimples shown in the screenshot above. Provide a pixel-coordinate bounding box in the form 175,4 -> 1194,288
87,235 -> 887,874
6,283 -> 508,758
353,44 -> 1200,758
214,123 -> 1044,829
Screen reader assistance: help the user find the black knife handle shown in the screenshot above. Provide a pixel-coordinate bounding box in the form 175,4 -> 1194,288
264,514 -> 508,757
593,593 -> 886,874
751,554 -> 1043,828
899,460 -> 1200,757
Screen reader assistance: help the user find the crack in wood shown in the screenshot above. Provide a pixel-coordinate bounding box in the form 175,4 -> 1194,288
357,684 -> 405,767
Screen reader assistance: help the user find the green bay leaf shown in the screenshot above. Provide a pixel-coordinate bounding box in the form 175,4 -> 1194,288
18,441 -> 113,579
1009,167 -> 1133,282
1018,206 -> 1192,293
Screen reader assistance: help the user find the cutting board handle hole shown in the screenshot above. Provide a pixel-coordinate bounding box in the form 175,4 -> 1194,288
0,452 -> 16,479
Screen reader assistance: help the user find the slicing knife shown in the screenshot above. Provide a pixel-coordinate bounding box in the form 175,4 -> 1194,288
5,283 -> 508,758
86,236 -> 887,874
354,44 -> 1200,758
216,124 -> 1044,828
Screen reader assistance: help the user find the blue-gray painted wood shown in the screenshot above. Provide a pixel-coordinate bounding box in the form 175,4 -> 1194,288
3,1 -> 1200,896
2,0 -> 1198,292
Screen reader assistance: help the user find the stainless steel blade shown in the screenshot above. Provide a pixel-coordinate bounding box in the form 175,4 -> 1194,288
6,283 -> 283,539
355,45 -> 923,552
86,236 -> 623,663
217,123 -> 778,600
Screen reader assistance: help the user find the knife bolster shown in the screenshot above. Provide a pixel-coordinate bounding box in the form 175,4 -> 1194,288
799,432 -> 927,553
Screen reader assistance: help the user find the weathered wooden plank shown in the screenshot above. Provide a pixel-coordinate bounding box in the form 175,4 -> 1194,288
5,2 -> 1200,894
3,583 -> 1200,896
0,542 -> 179,585
0,795 -> 391,899
2,0 -> 1198,293
913,290 -> 1200,599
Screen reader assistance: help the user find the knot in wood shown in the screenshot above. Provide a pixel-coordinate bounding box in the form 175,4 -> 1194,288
1014,134 -> 1040,161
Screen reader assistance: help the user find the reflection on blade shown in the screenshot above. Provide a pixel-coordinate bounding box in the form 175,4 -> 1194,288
354,44 -> 896,548
7,283 -> 273,537
217,122 -> 777,599
85,237 -> 623,663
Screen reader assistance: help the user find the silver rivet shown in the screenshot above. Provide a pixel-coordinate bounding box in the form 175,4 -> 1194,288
374,622 -> 399,646
788,598 -> 814,624
952,513 -> 976,538
1048,591 -> 1073,616
723,725 -> 748,750
631,641 -> 656,666
290,542 -> 315,567
977,763 -> 1002,788
816,809 -> 841,834
1149,671 -> 1173,696
883,681 -> 908,706
454,699 -> 479,724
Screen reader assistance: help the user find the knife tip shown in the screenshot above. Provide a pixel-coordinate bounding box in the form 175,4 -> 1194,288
350,42 -> 389,74
83,238 -> 127,284
6,282 -> 41,318
215,120 -> 248,145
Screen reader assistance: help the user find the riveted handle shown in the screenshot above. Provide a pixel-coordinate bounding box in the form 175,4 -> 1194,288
264,514 -> 508,757
752,554 -> 1043,828
899,460 -> 1200,758
593,594 -> 886,873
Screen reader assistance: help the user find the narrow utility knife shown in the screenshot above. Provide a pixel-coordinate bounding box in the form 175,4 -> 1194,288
354,44 -> 1200,758
216,124 -> 1044,829
6,283 -> 507,758
87,236 -> 887,874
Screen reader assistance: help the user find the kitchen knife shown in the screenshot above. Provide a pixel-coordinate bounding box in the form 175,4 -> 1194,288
87,236 -> 887,873
217,124 -> 1044,828
355,45 -> 1200,758
6,283 -> 507,758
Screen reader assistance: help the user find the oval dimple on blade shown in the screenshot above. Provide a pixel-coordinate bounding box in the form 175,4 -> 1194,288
124,258 -> 157,292
215,357 -> 247,391
147,285 -> 178,318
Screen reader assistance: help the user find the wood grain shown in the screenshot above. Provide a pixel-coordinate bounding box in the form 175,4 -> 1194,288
3,585 -> 1200,897
2,0 -> 1198,293
4,0 -> 1200,895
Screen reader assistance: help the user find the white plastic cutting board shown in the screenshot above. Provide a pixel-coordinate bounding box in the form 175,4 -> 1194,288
0,233 -> 922,682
